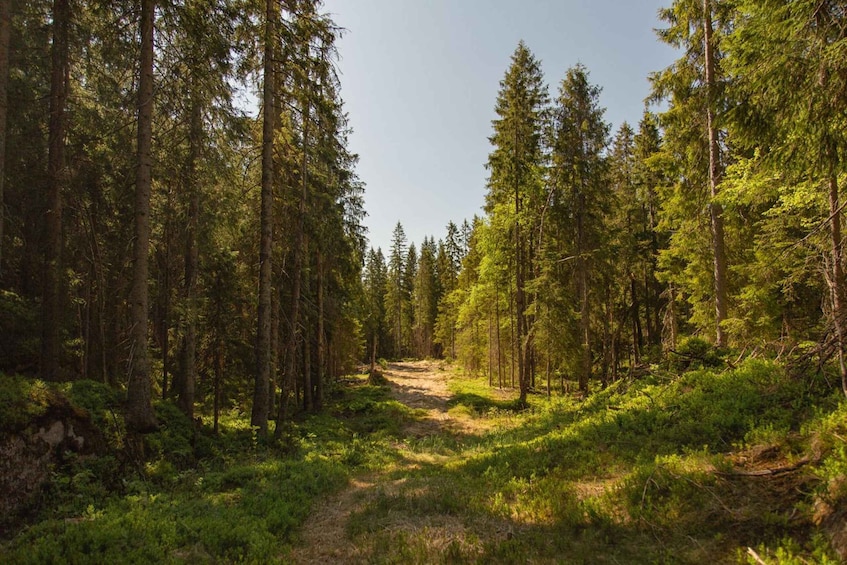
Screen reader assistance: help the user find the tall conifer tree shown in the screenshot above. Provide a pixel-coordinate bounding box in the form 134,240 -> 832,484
126,0 -> 158,432
485,41 -> 548,403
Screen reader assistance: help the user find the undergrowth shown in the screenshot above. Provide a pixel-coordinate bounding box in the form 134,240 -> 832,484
3,360 -> 845,563
0,373 -> 406,564
346,359 -> 845,564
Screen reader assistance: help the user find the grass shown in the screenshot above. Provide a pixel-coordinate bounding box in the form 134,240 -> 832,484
0,373 -> 407,564
2,361 -> 846,563
342,360 -> 845,563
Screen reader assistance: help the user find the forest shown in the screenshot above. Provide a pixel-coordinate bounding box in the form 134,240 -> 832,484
2,0 -> 847,563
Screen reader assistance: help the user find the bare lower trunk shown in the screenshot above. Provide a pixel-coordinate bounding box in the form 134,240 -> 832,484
275,94 -> 309,438
703,0 -> 728,348
495,285 -> 503,389
161,241 -> 170,399
515,164 -> 528,403
601,285 -> 611,386
487,311 -> 493,387
578,263 -> 591,393
577,194 -> 591,393
827,173 -> 847,396
667,284 -> 678,351
303,238 -> 312,413
126,0 -> 158,433
178,102 -> 202,420
630,274 -> 642,364
316,252 -> 325,410
508,274 -> 516,388
213,340 -> 222,435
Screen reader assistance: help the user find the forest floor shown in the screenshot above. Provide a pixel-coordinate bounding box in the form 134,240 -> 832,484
284,359 -> 844,564
290,359 -> 511,563
4,358 -> 843,563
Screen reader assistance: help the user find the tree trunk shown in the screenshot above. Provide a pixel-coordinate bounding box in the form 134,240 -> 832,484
160,232 -> 170,399
302,238 -> 312,413
316,251 -> 325,410
252,0 -> 276,435
0,0 -> 10,278
827,172 -> 847,396
126,0 -> 158,433
666,284 -> 678,351
577,195 -> 591,393
703,0 -> 728,348
213,338 -> 222,435
41,0 -> 70,381
178,101 -> 201,420
516,199 -> 528,403
495,284 -> 503,389
269,266 -> 279,419
545,304 -> 551,398
275,95 -> 308,438
212,264 -> 224,435
487,310 -> 493,387
601,284 -> 612,386
630,273 -> 642,364
508,274 -> 516,389
578,264 -> 591,393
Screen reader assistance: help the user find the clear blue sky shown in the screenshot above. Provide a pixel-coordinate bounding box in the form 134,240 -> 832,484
321,0 -> 678,254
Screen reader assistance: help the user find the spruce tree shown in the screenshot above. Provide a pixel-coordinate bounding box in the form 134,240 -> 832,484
485,41 -> 548,403
385,222 -> 407,358
126,0 -> 158,433
725,0 -> 847,395
652,0 -> 733,347
546,64 -> 610,392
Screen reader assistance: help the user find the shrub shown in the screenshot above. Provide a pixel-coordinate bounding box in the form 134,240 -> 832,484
668,336 -> 724,372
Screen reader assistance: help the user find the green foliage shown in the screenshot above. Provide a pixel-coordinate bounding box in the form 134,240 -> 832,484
66,380 -> 122,432
0,374 -> 53,432
668,336 -> 724,372
1,372 -> 418,563
144,401 -> 198,470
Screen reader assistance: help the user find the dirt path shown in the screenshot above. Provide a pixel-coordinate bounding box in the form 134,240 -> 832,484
289,360 -> 469,563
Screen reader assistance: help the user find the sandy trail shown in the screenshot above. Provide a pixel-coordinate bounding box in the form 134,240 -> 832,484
289,360 -> 461,564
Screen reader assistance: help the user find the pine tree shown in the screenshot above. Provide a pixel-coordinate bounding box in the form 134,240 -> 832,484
632,112 -> 667,350
413,237 -> 438,357
363,247 -> 388,369
403,243 -> 418,356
